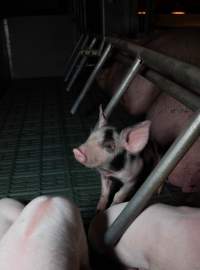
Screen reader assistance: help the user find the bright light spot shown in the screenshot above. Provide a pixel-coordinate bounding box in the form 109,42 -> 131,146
171,11 -> 186,15
137,11 -> 146,15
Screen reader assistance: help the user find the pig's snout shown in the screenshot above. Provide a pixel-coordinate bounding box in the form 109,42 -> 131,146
73,148 -> 87,164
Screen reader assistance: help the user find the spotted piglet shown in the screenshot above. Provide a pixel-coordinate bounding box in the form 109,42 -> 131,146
73,106 -> 151,211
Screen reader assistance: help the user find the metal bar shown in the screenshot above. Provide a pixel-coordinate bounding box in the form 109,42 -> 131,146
80,0 -> 86,33
63,34 -> 84,78
77,0 -> 81,30
97,37 -> 105,56
78,0 -> 83,32
83,0 -> 87,33
3,19 -> 13,79
104,58 -> 143,118
64,34 -> 89,83
75,0 -> 78,22
104,109 -> 200,247
70,43 -> 112,114
108,37 -> 200,96
66,37 -> 97,92
110,53 -> 200,111
145,70 -> 200,111
101,0 -> 106,38
72,0 -> 76,18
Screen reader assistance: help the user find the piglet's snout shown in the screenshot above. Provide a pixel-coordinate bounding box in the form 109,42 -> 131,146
73,148 -> 87,164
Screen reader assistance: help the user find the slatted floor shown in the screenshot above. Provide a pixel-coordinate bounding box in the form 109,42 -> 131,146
0,78 -> 104,222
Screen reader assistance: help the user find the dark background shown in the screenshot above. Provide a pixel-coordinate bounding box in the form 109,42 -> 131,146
0,0 -> 199,85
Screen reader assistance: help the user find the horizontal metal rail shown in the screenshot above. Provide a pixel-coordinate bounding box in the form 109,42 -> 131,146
114,53 -> 200,111
145,70 -> 200,111
108,37 -> 200,96
104,108 -> 200,247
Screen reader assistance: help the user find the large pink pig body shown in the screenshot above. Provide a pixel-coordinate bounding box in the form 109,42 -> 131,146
97,29 -> 200,192
0,198 -> 24,240
89,202 -> 200,270
148,94 -> 200,192
0,196 -> 90,270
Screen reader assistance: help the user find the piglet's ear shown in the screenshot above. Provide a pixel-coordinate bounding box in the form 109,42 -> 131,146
121,120 -> 151,154
97,105 -> 107,128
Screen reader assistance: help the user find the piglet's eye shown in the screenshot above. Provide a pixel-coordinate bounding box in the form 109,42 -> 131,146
104,141 -> 116,153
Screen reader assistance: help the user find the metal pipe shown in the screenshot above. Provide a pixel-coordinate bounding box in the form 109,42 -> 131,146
63,34 -> 84,78
93,0 -> 106,56
110,53 -> 200,111
145,70 -> 200,111
108,37 -> 200,96
97,37 -> 105,56
101,0 -> 106,38
64,35 -> 89,83
83,0 -> 87,33
66,37 -> 97,91
104,109 -> 200,247
70,43 -> 112,114
77,0 -> 81,30
104,58 -> 143,118
75,0 -> 79,23
72,0 -> 77,18
78,0 -> 83,32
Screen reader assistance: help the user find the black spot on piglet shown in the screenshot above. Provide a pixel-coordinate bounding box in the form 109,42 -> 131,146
103,128 -> 114,142
102,128 -> 115,153
110,150 -> 126,171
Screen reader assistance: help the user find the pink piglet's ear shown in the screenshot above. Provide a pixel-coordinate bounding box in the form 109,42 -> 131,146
97,104 -> 107,128
121,120 -> 151,154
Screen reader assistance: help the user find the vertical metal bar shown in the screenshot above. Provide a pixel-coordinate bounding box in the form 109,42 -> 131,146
3,19 -> 13,79
72,0 -> 76,18
104,109 -> 200,247
102,0 -> 106,38
73,0 -> 76,16
80,0 -> 85,33
76,0 -> 81,31
104,57 -> 142,118
77,0 -> 81,30
96,0 -> 106,56
70,43 -> 112,114
63,34 -> 84,78
66,37 -> 97,92
83,0 -> 87,33
75,0 -> 78,21
64,34 -> 89,83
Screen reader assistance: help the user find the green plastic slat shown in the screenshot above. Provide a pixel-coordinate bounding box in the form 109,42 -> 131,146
0,79 -> 107,223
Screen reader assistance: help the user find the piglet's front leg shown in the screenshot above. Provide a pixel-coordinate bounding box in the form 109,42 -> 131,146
112,181 -> 136,205
96,174 -> 112,212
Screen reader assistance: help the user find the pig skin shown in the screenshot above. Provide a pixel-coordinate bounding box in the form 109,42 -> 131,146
89,202 -> 200,270
0,198 -> 24,240
148,94 -> 200,192
97,29 -> 200,193
0,196 -> 90,270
